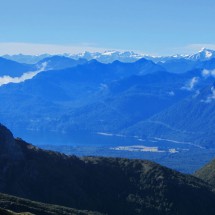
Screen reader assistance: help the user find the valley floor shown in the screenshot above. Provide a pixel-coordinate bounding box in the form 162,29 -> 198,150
17,130 -> 215,173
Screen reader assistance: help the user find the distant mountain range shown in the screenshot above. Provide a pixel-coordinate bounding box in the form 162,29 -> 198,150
1,52 -> 215,149
0,57 -> 34,77
1,123 -> 215,215
2,47 -> 215,214
2,54 -> 51,64
2,48 -> 215,64
1,48 -> 215,173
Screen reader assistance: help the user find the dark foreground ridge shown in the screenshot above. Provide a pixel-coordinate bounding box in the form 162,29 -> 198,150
0,192 -> 101,215
1,123 -> 215,215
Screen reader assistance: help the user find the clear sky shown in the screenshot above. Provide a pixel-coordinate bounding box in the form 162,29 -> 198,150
0,0 -> 215,55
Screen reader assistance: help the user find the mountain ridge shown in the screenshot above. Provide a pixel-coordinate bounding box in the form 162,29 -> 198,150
1,124 -> 215,214
2,48 -> 215,64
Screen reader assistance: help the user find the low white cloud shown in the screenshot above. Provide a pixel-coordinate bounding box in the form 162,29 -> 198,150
99,83 -> 108,90
201,86 -> 215,103
193,90 -> 200,98
0,62 -> 47,86
168,91 -> 175,96
202,69 -> 215,78
0,42 -> 113,55
181,77 -> 199,91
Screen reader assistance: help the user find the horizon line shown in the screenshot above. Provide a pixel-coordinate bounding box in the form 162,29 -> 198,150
0,42 -> 215,57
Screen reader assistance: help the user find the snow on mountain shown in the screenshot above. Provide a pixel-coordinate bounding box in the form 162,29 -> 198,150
2,48 -> 215,64
67,49 -> 215,64
66,51 -> 146,63
186,48 -> 215,61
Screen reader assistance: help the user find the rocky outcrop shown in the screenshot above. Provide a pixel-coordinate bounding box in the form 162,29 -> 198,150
0,124 -> 23,160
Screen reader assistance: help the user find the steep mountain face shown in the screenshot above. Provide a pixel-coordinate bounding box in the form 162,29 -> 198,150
194,158 -> 215,187
187,48 -> 215,61
1,124 -> 215,215
0,124 -> 23,160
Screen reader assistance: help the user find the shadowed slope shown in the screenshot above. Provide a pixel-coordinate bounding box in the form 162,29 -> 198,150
1,124 -> 215,215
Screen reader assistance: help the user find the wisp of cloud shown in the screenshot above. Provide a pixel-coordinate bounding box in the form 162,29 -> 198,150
0,62 -> 47,86
182,77 -> 199,91
201,86 -> 215,103
202,69 -> 215,78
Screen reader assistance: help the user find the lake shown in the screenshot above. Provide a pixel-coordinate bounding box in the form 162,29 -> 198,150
13,129 -> 215,174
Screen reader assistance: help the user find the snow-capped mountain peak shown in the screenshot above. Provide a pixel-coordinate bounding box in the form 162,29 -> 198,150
65,50 -> 146,63
2,48 -> 215,64
187,48 -> 215,61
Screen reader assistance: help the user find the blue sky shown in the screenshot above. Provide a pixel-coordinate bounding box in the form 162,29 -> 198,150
0,0 -> 215,55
